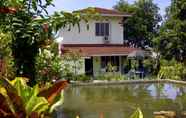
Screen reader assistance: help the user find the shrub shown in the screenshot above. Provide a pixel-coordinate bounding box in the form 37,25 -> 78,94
97,72 -> 127,81
157,59 -> 186,80
0,30 -> 15,79
143,59 -> 154,74
36,42 -> 84,83
61,52 -> 83,78
36,47 -> 63,83
72,74 -> 92,82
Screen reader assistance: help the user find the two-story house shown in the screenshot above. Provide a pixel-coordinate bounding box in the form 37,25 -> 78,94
58,7 -> 139,76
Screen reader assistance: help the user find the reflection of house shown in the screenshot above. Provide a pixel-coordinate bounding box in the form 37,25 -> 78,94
58,7 -> 140,76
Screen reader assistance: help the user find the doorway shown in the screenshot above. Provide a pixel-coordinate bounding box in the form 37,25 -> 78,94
85,57 -> 93,76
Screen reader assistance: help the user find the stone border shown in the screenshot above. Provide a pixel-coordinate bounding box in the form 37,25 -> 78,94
166,79 -> 186,85
70,79 -> 186,86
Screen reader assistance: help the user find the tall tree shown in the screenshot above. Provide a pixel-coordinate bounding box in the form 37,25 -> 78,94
114,0 -> 162,48
154,0 -> 186,61
113,0 -> 136,13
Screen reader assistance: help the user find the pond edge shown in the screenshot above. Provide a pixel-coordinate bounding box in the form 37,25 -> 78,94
70,79 -> 186,86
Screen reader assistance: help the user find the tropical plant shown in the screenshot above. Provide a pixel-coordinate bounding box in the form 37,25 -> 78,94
0,77 -> 68,117
129,108 -> 143,118
12,78 -> 49,116
157,60 -> 186,80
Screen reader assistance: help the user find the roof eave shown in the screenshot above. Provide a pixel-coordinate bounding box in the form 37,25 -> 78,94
84,53 -> 130,57
100,14 -> 132,17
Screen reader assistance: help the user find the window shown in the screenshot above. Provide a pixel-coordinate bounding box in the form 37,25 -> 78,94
101,56 -> 119,71
95,23 -> 109,36
101,56 -> 106,68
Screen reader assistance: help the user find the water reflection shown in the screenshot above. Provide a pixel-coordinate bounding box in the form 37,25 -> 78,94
58,83 -> 186,118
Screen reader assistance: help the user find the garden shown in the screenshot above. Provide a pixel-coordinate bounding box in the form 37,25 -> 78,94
0,0 -> 186,118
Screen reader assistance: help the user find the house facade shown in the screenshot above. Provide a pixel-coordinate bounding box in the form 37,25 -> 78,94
58,7 -> 139,76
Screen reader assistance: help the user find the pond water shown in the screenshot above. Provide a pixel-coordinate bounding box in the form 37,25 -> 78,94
58,83 -> 186,118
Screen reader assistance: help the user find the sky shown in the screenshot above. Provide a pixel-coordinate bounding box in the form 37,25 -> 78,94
47,0 -> 171,16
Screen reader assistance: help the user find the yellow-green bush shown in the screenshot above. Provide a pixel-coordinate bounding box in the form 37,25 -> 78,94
158,60 -> 186,80
97,72 -> 127,81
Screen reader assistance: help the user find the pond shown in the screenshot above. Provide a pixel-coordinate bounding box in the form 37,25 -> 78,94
58,83 -> 186,118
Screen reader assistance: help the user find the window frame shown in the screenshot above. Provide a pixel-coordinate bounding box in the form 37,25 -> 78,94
95,22 -> 110,36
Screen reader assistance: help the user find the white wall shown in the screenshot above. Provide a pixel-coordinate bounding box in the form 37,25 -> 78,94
59,17 -> 124,44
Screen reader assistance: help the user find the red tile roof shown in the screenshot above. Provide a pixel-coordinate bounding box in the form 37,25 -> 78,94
61,44 -> 139,57
75,7 -> 131,17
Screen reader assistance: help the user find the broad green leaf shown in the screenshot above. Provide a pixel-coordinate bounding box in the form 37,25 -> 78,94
11,77 -> 26,94
14,78 -> 48,115
9,77 -> 49,116
25,96 -> 49,115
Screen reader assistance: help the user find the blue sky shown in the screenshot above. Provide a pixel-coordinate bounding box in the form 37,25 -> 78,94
47,0 -> 171,16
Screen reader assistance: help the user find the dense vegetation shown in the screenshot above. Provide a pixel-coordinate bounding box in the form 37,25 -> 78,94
114,0 -> 162,48
0,0 -> 186,117
0,0 -> 87,117
114,0 -> 186,80
0,0 -> 89,86
0,77 -> 68,117
154,0 -> 186,62
1,0 -> 185,83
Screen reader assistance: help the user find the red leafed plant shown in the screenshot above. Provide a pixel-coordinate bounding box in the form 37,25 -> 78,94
0,77 -> 69,118
39,80 -> 69,104
0,7 -> 17,14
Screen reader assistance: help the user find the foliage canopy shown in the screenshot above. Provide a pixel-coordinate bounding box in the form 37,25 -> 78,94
114,0 -> 162,48
0,0 -> 90,86
154,0 -> 186,61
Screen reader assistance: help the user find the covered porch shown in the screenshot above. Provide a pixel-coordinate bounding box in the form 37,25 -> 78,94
62,44 -> 142,77
85,56 -> 128,76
